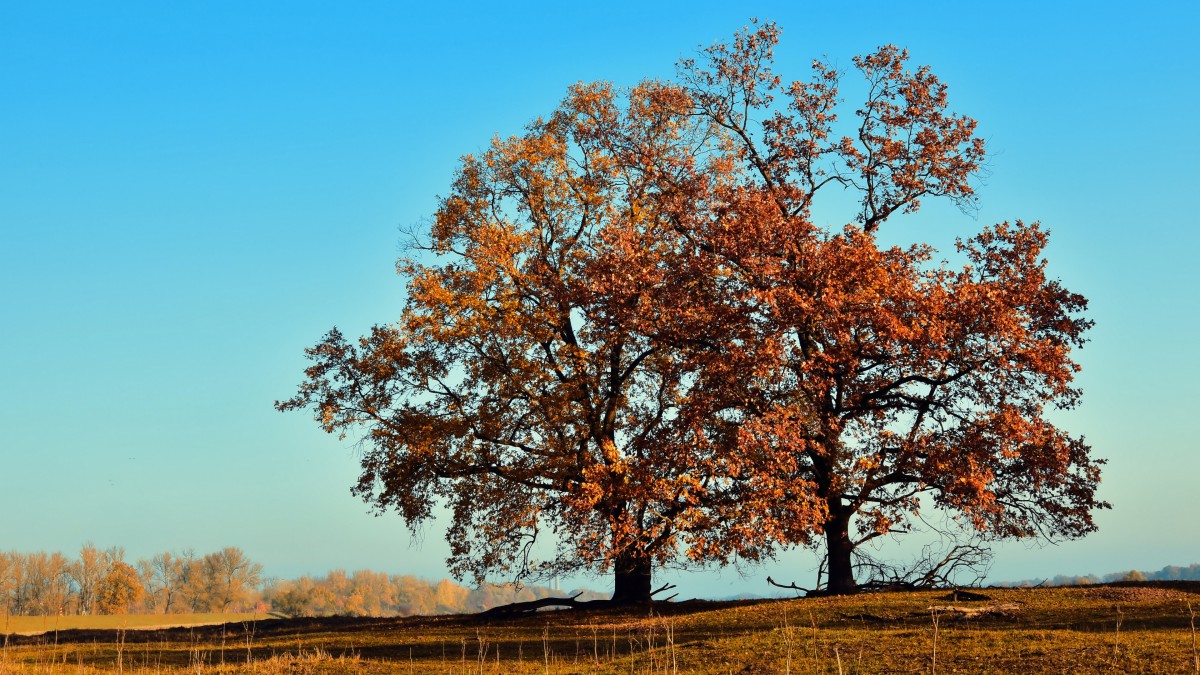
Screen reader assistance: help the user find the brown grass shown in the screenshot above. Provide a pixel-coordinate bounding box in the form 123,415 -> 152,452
3,582 -> 1200,673
1,613 -> 263,636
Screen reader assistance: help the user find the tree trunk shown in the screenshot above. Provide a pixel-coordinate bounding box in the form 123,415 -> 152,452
825,512 -> 858,595
610,551 -> 652,604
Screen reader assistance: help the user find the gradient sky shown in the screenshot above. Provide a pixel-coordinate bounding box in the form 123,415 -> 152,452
2,1 -> 1196,599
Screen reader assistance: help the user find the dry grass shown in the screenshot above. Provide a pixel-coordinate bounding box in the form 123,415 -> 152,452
1,613 -> 262,636
3,582 -> 1200,673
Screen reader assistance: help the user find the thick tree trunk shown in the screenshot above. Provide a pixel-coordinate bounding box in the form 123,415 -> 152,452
825,512 -> 858,595
610,551 -> 652,604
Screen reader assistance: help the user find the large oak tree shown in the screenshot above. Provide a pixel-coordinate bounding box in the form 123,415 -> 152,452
667,23 -> 1106,594
281,22 -> 1105,600
279,77 -> 779,603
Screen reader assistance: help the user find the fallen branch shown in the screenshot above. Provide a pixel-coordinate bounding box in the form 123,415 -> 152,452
479,592 -> 585,618
855,541 -> 993,590
939,588 -> 991,602
926,603 -> 1021,619
767,577 -> 814,596
478,586 -> 681,618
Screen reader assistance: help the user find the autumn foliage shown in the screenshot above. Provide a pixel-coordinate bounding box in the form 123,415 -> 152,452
280,21 -> 1105,599
96,561 -> 143,615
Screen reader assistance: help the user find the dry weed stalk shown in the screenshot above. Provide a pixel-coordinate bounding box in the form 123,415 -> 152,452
475,629 -> 488,673
930,608 -> 941,675
590,622 -> 600,664
241,614 -> 256,664
1113,604 -> 1123,657
808,609 -> 818,660
665,619 -> 677,675
777,606 -> 796,675
115,624 -> 126,674
1188,602 -> 1198,674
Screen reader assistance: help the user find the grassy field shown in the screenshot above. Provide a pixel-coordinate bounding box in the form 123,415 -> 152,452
2,582 -> 1199,673
1,613 -> 263,636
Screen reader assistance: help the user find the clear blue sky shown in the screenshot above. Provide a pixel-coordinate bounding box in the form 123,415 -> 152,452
2,1 -> 1196,597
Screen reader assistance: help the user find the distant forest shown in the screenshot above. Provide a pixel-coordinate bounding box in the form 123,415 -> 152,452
0,545 -> 603,617
999,563 -> 1200,587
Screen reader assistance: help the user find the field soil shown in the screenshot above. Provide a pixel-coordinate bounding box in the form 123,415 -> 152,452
1,613 -> 263,636
3,582 -> 1199,673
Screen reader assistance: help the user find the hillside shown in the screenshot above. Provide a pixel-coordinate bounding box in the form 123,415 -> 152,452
3,582 -> 1199,673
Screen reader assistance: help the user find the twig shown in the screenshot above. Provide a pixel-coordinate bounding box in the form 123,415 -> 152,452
650,582 -> 677,597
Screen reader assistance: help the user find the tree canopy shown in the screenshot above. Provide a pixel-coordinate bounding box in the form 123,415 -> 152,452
96,561 -> 143,615
279,75 -> 764,603
280,21 -> 1105,600
664,25 -> 1106,593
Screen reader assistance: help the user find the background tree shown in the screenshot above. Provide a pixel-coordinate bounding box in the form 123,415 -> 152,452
394,574 -> 437,615
668,22 -> 1106,594
434,578 -> 469,614
176,549 -> 209,612
67,543 -> 108,615
342,570 -> 397,616
201,547 -> 262,612
264,575 -> 320,617
0,552 -> 20,614
96,561 -> 143,615
17,552 -> 71,615
137,551 -> 183,613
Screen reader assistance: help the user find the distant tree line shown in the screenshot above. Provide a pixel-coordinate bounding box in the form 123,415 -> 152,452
261,570 -> 604,617
1000,563 -> 1200,588
0,545 -> 262,616
0,545 -> 600,617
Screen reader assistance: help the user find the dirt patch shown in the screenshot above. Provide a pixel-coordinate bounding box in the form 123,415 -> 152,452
1081,587 -> 1191,603
841,612 -> 903,623
8,620 -> 235,638
939,589 -> 992,602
